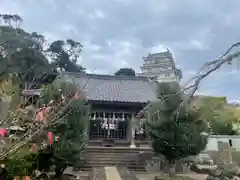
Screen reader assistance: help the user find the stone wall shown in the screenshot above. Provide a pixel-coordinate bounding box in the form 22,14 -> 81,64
206,150 -> 240,166
205,142 -> 233,165
146,156 -> 190,173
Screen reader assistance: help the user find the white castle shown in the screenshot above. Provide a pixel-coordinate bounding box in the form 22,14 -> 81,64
138,50 -> 182,82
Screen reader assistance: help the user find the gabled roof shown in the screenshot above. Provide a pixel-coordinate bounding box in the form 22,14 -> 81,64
144,51 -> 173,59
62,73 -> 158,103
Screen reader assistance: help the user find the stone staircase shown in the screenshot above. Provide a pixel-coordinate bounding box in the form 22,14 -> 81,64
89,167 -> 106,180
84,146 -> 153,172
116,167 -> 138,180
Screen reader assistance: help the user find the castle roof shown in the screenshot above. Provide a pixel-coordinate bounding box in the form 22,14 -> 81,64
62,73 -> 158,104
144,51 -> 173,60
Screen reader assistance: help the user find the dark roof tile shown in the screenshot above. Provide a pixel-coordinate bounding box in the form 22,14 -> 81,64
63,73 -> 158,103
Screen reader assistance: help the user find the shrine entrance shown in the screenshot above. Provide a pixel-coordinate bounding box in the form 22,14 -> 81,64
89,112 -> 131,140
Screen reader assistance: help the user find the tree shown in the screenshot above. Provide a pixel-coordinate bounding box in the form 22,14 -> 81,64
114,68 -> 135,76
0,14 -> 57,91
0,79 -> 88,179
47,39 -> 85,73
0,14 -> 88,179
146,82 -> 208,175
43,80 -> 88,178
193,96 -> 238,135
210,105 -> 238,135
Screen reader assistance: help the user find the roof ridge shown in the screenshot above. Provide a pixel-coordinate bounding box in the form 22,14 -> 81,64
62,72 -> 159,103
63,72 -> 153,81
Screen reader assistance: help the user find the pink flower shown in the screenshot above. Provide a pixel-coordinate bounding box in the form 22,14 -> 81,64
47,132 -> 53,145
0,128 -> 7,137
30,143 -> 37,152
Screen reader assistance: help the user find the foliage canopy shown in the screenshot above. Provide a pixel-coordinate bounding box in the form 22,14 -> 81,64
147,82 -> 208,162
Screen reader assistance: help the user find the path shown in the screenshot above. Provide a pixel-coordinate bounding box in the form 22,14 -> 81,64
104,166 -> 122,180
136,172 -> 208,180
178,173 -> 208,180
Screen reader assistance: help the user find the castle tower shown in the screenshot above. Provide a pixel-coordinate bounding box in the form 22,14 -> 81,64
138,50 -> 182,82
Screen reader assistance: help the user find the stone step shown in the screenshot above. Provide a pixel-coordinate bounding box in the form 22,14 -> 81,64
88,153 -> 129,155
86,158 -> 142,164
87,155 -> 137,159
84,164 -> 144,167
86,146 -> 152,152
87,155 -> 137,158
84,146 -> 151,173
117,167 -> 139,180
83,165 -> 146,172
86,160 -> 142,164
86,153 -> 142,161
87,159 -> 140,162
105,167 -> 122,180
89,167 -> 106,180
87,158 -> 141,161
86,151 -> 142,155
86,159 -> 141,165
87,153 -> 137,156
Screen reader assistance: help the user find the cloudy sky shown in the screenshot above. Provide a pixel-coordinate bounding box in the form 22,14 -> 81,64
1,0 -> 240,101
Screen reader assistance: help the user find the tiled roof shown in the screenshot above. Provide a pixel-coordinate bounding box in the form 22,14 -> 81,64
62,73 -> 158,103
145,51 -> 172,59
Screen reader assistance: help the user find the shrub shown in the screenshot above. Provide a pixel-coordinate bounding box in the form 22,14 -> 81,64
218,163 -> 240,178
190,163 -> 214,174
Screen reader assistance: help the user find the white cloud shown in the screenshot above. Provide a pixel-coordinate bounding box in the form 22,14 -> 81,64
42,31 -> 59,42
86,69 -> 109,74
86,44 -> 102,51
150,44 -> 168,53
181,70 -> 197,85
190,40 -> 205,50
173,39 -> 208,51
61,24 -> 79,37
88,9 -> 106,20
42,0 -> 56,6
112,0 -> 134,5
0,1 -> 24,16
2,0 -> 240,100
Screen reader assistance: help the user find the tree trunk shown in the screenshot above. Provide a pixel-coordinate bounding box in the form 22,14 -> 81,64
54,162 -> 67,178
168,159 -> 176,176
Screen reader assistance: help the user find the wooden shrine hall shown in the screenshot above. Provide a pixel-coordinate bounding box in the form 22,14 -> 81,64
62,72 -> 159,147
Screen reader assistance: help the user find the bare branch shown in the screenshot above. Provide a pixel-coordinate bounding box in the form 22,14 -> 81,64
0,76 -> 89,160
141,42 -> 240,124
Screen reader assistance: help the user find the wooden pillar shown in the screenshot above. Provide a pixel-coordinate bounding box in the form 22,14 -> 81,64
127,114 -> 131,141
130,114 -> 136,148
85,112 -> 92,140
85,121 -> 89,141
